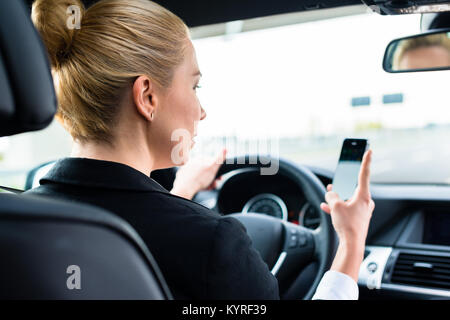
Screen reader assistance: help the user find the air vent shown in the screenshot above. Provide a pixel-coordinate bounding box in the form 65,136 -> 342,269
391,253 -> 450,290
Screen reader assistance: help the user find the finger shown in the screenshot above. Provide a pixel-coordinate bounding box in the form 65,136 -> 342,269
325,191 -> 341,209
216,148 -> 227,164
320,202 -> 331,214
357,149 -> 372,198
213,178 -> 222,188
210,148 -> 227,169
207,151 -> 224,172
326,184 -> 333,192
209,176 -> 222,189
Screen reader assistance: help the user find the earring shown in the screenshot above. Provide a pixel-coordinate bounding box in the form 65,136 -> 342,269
150,112 -> 154,120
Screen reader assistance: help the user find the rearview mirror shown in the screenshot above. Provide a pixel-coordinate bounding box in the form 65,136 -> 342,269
383,29 -> 450,73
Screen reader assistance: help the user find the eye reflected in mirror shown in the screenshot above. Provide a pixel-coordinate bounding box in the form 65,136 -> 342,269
383,30 -> 450,73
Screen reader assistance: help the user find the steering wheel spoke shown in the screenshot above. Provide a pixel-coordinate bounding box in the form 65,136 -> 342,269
218,155 -> 338,299
270,221 -> 315,277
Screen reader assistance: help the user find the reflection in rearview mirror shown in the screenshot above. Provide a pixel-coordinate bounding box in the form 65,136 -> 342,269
383,29 -> 450,73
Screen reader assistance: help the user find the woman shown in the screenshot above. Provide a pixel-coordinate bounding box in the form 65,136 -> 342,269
28,0 -> 375,299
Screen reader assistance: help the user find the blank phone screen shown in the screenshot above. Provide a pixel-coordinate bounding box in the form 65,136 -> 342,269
332,139 -> 367,201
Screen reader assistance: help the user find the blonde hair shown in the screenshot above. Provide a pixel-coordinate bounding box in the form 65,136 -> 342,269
393,33 -> 450,70
32,0 -> 189,143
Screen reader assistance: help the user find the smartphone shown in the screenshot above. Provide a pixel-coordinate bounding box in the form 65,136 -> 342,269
332,138 -> 369,201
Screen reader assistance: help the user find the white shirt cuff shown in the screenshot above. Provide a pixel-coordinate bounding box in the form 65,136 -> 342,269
311,270 -> 359,300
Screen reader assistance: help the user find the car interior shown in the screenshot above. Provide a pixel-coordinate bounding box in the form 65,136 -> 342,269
2,0 -> 450,300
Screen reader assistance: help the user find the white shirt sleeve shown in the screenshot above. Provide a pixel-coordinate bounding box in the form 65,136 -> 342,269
311,270 -> 359,300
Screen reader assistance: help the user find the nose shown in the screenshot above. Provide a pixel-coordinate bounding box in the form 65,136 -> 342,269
200,105 -> 206,121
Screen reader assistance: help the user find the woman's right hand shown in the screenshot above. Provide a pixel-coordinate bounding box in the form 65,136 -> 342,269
171,148 -> 227,200
319,149 -> 375,281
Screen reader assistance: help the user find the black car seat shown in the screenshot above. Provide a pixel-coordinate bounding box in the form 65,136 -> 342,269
0,0 -> 172,299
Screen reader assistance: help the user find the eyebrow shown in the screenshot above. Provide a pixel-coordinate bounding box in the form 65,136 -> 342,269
193,71 -> 202,77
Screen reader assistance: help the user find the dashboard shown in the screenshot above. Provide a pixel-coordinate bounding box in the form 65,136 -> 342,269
192,165 -> 450,300
195,168 -> 322,230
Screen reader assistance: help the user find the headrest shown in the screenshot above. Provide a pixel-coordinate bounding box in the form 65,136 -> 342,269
0,0 -> 56,137
421,12 -> 450,32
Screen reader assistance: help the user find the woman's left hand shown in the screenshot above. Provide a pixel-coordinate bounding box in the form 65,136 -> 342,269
170,148 -> 227,200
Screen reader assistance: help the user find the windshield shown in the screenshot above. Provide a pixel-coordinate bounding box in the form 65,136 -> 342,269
190,9 -> 450,184
1,7 -> 449,188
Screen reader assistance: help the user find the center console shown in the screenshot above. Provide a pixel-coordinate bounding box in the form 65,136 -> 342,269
359,209 -> 450,299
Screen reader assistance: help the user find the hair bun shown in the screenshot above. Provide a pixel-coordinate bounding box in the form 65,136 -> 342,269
32,0 -> 85,68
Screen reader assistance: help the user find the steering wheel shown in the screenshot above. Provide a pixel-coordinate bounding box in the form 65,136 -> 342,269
215,155 -> 338,300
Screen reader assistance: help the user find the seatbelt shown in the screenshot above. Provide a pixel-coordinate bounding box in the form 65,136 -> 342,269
0,185 -> 24,194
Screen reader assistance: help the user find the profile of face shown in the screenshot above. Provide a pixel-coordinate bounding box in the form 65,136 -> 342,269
398,45 -> 450,70
133,40 -> 206,170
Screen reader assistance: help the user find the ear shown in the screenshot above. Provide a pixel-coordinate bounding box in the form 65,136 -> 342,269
132,75 -> 158,121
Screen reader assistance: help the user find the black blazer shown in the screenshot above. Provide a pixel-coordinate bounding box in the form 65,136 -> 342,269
25,158 -> 279,299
